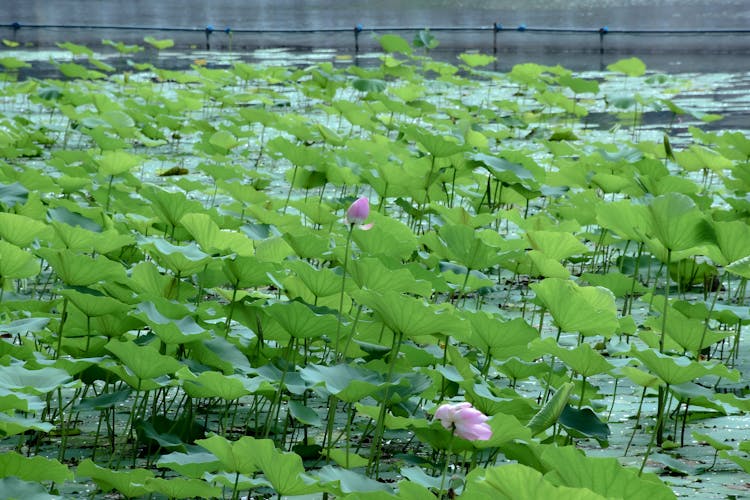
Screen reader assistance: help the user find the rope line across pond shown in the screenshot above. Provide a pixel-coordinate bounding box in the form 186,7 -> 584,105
5,21 -> 750,53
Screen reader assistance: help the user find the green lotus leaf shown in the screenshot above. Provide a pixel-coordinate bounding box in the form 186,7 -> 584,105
144,477 -> 222,499
465,312 -> 539,360
527,382 -> 574,437
140,185 -> 203,229
354,289 -> 468,340
438,224 -> 502,271
104,339 -> 183,381
530,338 -> 613,378
607,56 -> 646,77
141,236 -> 211,275
37,248 -> 126,286
0,240 -> 39,281
180,213 -> 255,256
719,451 -> 750,473
299,363 -> 383,402
0,452 -> 72,484
317,466 -> 391,495
3,477 -> 58,500
406,126 -> 465,158
265,300 -> 340,339
97,150 -> 140,177
558,405 -> 610,446
631,347 -> 740,385
254,438 -> 320,496
132,299 -> 209,344
59,287 -> 130,318
531,278 -> 618,337
77,459 -> 153,498
348,257 -> 432,296
76,388 -> 131,411
288,260 -> 343,298
288,400 -> 322,426
144,36 -> 174,50
595,199 -> 652,242
378,34 -> 412,55
196,434 -> 260,475
179,370 -> 250,401
464,463 -> 607,500
351,213 -> 418,260
526,230 -> 589,262
646,193 -> 715,254
542,445 -> 676,499
0,212 -> 50,247
157,450 -> 221,478
459,52 -> 496,68
0,363 -> 72,394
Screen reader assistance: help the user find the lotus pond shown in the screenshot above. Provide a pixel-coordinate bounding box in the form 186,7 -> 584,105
1,34 -> 750,499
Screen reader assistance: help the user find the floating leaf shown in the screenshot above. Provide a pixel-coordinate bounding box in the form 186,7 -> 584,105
607,57 -> 646,77
531,278 -> 618,337
144,36 -> 174,50
196,434 -> 259,475
144,477 -> 222,499
558,405 -> 610,446
464,463 -> 607,500
527,382 -> 574,436
378,34 -> 412,54
77,459 -> 153,498
542,446 -> 675,500
0,452 -> 72,484
354,289 -> 468,340
157,451 -> 221,478
105,339 -> 183,381
0,477 -> 56,500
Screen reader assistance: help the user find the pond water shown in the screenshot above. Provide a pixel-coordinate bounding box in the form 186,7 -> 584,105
4,0 -> 750,73
3,4 -> 750,499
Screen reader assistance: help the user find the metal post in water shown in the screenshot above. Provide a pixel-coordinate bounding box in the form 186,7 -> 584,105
225,27 -> 232,51
11,22 -> 20,42
599,26 -> 608,54
493,22 -> 502,54
205,24 -> 214,50
354,23 -> 363,53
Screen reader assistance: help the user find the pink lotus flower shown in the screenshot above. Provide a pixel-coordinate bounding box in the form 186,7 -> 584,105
434,402 -> 492,441
346,196 -> 373,230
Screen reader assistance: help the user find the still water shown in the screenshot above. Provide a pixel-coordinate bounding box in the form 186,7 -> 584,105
3,0 -> 750,73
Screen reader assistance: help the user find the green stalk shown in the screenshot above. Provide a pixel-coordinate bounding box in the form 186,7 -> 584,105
659,249 -> 672,354
225,284 -> 239,337
334,225 -> 355,359
264,338 -> 295,439
55,297 -> 69,359
641,383 -> 670,474
283,164 -> 298,214
439,431 -> 456,498
367,330 -> 404,477
57,387 -> 67,461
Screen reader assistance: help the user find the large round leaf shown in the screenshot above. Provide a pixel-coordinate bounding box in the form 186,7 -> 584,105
531,278 -> 618,337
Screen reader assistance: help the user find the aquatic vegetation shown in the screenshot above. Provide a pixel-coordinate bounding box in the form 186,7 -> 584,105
0,34 -> 748,498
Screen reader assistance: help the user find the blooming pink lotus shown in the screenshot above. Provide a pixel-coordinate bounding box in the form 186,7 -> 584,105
434,402 -> 492,441
346,196 -> 373,230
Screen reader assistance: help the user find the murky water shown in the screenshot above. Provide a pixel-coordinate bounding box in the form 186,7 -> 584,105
3,0 -> 750,73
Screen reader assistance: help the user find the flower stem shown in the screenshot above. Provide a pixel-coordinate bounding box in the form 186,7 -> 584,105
439,430 -> 455,498
367,330 -> 403,477
334,224 -> 354,359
